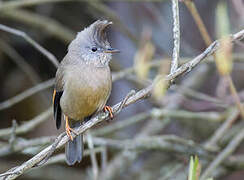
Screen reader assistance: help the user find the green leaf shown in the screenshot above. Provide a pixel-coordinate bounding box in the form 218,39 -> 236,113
188,156 -> 201,180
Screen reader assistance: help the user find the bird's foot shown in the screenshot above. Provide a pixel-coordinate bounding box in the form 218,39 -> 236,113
65,116 -> 78,141
104,105 -> 113,119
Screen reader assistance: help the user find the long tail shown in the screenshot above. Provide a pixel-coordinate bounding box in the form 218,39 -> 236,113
65,122 -> 83,165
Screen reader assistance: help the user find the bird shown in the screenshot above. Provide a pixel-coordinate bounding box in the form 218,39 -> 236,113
53,20 -> 119,165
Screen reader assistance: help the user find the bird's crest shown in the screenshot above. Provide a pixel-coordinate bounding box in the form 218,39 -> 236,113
72,20 -> 112,48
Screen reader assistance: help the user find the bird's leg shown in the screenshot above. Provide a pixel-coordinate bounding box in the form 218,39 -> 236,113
65,116 -> 78,141
65,116 -> 73,141
104,106 -> 113,119
52,89 -> 56,104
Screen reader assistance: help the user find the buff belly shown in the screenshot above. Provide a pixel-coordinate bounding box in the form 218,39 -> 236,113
60,65 -> 111,121
60,84 -> 110,120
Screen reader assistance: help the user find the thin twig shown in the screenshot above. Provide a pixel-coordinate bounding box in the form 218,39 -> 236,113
114,90 -> 136,115
0,39 -> 41,84
204,108 -> 239,150
101,146 -> 107,171
173,85 -> 226,107
93,109 -> 221,137
219,122 -> 244,147
0,24 -> 59,67
0,107 -> 52,137
87,132 -> 99,180
0,136 -> 54,157
111,53 -> 244,85
200,126 -> 244,180
183,0 -> 212,46
151,108 -> 222,122
9,120 -> 18,148
170,0 -> 180,74
226,76 -> 244,118
0,9 -> 75,43
0,79 -> 54,111
91,135 -> 214,159
45,147 -> 105,166
92,112 -> 150,136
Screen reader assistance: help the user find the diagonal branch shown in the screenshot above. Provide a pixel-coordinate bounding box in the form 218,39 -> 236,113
200,126 -> 244,180
0,24 -> 59,67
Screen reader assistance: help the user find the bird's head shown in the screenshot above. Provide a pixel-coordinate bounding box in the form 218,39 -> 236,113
68,20 -> 119,66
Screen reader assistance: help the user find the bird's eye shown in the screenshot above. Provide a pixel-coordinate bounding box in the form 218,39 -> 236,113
91,47 -> 97,52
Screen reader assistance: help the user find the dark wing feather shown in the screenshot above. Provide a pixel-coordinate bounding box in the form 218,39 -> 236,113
53,58 -> 66,129
53,90 -> 63,129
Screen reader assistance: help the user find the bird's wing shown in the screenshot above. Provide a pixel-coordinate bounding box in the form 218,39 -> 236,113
53,89 -> 63,129
53,63 -> 65,129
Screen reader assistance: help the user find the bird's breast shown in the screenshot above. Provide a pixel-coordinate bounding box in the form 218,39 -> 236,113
60,65 -> 112,120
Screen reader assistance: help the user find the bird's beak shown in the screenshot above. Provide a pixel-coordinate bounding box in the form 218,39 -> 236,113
103,48 -> 120,53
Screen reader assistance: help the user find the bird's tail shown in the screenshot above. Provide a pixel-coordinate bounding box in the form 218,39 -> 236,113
65,121 -> 83,165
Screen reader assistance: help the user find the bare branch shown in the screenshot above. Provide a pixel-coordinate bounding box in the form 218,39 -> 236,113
87,132 -> 99,180
204,108 -> 239,150
92,135 -> 213,158
0,39 -> 41,84
0,9 -> 75,43
94,109 -> 221,137
0,108 -> 52,137
0,79 -> 54,111
0,24 -> 59,67
171,0 -> 180,73
0,136 -> 54,157
201,126 -> 244,180
184,0 -> 212,46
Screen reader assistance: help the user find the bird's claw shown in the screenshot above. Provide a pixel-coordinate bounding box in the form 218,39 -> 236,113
65,116 -> 78,141
104,105 -> 113,119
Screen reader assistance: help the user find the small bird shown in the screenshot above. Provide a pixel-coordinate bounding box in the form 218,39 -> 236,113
53,20 -> 119,165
